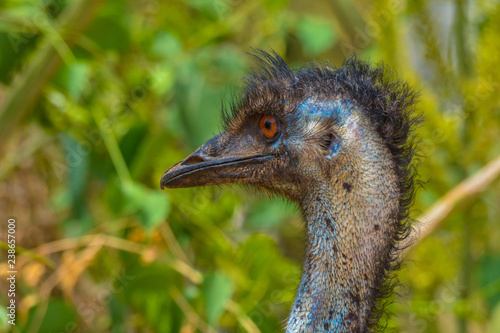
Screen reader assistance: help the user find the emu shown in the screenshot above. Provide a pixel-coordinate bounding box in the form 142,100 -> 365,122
161,51 -> 419,332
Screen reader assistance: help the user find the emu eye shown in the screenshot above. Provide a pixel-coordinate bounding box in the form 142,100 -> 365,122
259,115 -> 278,139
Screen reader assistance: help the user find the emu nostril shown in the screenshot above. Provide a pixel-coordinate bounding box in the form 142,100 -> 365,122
181,154 -> 206,166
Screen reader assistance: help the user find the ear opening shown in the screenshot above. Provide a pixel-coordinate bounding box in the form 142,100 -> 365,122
319,132 -> 334,150
322,132 -> 341,160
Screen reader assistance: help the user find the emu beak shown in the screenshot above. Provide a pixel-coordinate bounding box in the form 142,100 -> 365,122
161,133 -> 272,189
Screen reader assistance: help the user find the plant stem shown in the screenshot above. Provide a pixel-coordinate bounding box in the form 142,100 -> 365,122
0,0 -> 104,141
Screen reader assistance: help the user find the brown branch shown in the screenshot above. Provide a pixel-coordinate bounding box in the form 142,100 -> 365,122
169,287 -> 218,333
403,155 -> 500,255
159,222 -> 191,264
226,300 -> 261,333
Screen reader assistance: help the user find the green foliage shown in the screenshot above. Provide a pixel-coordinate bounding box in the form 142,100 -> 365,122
0,0 -> 499,332
25,299 -> 78,333
203,272 -> 233,324
296,16 -> 337,56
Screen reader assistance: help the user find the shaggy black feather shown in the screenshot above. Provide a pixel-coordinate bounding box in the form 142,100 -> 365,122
223,50 -> 422,331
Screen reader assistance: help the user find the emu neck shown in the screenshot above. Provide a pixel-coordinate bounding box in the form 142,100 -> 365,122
286,133 -> 399,332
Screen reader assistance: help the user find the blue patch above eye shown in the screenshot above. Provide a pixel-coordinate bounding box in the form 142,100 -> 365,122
326,136 -> 341,160
295,98 -> 352,124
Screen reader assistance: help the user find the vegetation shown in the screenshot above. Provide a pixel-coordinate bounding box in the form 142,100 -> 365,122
0,0 -> 499,332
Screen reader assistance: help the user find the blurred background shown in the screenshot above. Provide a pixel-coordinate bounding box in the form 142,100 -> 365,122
0,0 -> 499,332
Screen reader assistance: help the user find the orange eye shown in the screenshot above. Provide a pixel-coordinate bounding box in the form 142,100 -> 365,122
259,115 -> 278,139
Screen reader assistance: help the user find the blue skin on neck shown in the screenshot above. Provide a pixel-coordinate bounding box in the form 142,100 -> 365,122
295,211 -> 346,331
283,98 -> 356,332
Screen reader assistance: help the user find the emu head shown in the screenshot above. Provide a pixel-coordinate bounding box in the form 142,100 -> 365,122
161,51 -> 418,206
160,51 -> 420,332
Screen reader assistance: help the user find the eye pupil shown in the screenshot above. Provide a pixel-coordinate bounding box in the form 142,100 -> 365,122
259,115 -> 279,139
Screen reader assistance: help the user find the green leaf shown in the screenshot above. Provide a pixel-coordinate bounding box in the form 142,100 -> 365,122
118,123 -> 148,168
53,61 -> 91,100
121,181 -> 170,231
0,307 -> 7,331
491,302 -> 500,333
109,295 -> 127,333
203,271 -> 233,325
151,31 -> 182,58
246,199 -> 292,229
61,135 -> 89,201
188,0 -> 229,20
0,32 -> 37,83
122,266 -> 178,332
296,16 -> 337,56
139,189 -> 170,230
477,254 -> 500,308
85,17 -> 130,52
65,61 -> 90,100
25,299 -> 77,333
